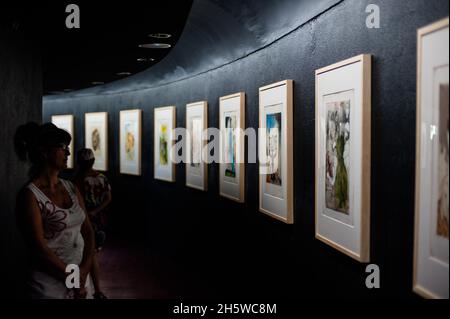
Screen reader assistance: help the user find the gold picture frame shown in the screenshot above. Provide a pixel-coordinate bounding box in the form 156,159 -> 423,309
119,109 -> 142,176
315,54 -> 371,262
258,80 -> 294,224
154,106 -> 176,182
219,92 -> 245,203
414,17 -> 449,299
186,101 -> 208,191
85,112 -> 108,171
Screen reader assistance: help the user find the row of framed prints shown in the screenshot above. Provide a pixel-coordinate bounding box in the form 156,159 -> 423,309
50,18 -> 448,298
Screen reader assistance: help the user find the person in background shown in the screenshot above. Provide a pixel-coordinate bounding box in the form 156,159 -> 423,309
14,122 -> 95,299
73,148 -> 111,299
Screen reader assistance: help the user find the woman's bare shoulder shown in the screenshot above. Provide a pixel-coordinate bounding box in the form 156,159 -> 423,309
17,185 -> 36,202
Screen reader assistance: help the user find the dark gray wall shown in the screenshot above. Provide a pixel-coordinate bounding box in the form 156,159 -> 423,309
0,21 -> 42,298
43,0 -> 449,298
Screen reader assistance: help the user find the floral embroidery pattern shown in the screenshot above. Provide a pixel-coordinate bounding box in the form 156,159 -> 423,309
84,175 -> 110,231
38,201 -> 68,239
84,175 -> 110,209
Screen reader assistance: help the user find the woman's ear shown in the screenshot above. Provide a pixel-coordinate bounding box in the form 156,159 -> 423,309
39,146 -> 48,160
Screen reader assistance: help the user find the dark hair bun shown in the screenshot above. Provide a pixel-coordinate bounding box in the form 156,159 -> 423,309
14,122 -> 40,161
13,122 -> 72,163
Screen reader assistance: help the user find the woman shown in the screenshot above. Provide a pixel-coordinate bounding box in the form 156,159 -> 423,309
14,122 -> 95,299
73,148 -> 112,299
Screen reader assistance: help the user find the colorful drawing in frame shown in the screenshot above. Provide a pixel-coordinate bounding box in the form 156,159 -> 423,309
437,83 -> 449,239
159,124 -> 168,165
219,92 -> 245,202
120,109 -> 141,176
266,112 -> 282,186
154,106 -> 176,182
224,114 -> 237,178
258,80 -> 293,224
315,54 -> 371,263
125,123 -> 135,161
325,99 -> 350,215
85,112 -> 108,171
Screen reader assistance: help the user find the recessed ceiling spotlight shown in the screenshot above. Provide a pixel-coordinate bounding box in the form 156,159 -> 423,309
116,72 -> 132,76
91,81 -> 105,85
139,43 -> 171,49
137,58 -> 155,62
148,33 -> 172,39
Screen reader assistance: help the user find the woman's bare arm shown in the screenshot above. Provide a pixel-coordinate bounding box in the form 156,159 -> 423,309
88,190 -> 112,217
18,189 -> 68,281
76,187 -> 95,279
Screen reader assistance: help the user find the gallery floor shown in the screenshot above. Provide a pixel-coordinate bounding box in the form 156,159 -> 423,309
98,236 -> 166,299
98,235 -> 206,299
98,227 -> 242,299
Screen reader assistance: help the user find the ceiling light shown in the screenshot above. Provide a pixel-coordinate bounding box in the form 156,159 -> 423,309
137,58 -> 155,62
148,33 -> 172,39
139,43 -> 171,49
116,72 -> 132,76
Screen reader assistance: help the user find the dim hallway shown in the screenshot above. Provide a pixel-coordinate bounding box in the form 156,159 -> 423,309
1,0 -> 448,302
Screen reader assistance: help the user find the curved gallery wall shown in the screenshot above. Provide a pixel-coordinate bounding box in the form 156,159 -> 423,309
43,0 -> 449,298
0,17 -> 42,298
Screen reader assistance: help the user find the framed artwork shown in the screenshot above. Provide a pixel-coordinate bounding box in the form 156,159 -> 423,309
119,109 -> 142,176
154,106 -> 176,182
414,17 -> 449,299
315,54 -> 371,262
51,114 -> 75,169
219,92 -> 245,202
85,112 -> 108,171
186,101 -> 208,191
259,80 -> 294,224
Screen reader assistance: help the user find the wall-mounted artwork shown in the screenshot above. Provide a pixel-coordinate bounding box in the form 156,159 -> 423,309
85,112 -> 108,171
186,101 -> 208,191
154,106 -> 176,182
219,92 -> 245,202
51,114 -> 75,169
120,109 -> 142,175
414,17 -> 449,299
259,80 -> 293,224
315,54 -> 371,262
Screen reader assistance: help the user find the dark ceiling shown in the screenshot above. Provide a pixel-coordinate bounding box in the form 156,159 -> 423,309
41,0 -> 342,99
3,0 -> 342,98
1,1 -> 193,94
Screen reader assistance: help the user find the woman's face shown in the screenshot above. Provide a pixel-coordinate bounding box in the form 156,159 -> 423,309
46,143 -> 70,170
